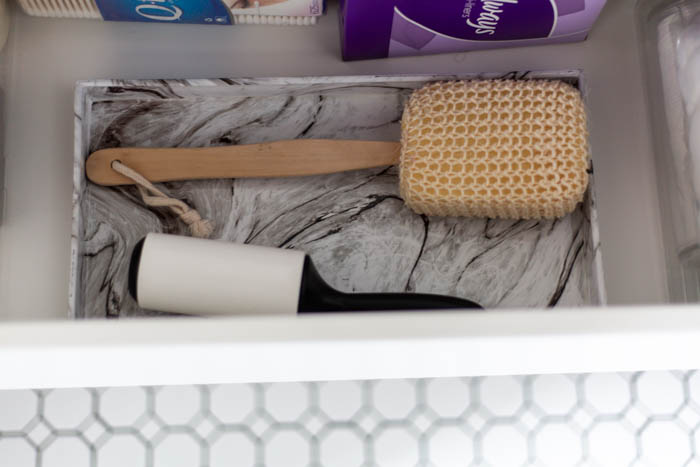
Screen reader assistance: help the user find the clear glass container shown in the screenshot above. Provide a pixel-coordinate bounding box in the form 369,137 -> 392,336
637,0 -> 700,302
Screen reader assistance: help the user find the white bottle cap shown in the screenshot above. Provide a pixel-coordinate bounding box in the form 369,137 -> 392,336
133,233 -> 305,316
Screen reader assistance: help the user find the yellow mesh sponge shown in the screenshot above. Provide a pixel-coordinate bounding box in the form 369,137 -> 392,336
399,80 -> 589,219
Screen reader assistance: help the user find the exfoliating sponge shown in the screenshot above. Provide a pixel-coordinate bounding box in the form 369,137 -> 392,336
399,79 -> 589,219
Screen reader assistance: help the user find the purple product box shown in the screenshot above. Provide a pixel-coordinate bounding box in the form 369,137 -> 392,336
338,0 -> 607,61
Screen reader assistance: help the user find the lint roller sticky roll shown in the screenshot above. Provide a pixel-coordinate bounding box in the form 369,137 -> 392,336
87,79 -> 590,220
129,233 -> 482,315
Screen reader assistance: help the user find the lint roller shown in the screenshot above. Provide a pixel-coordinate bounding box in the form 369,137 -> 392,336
87,79 -> 590,220
129,233 -> 482,315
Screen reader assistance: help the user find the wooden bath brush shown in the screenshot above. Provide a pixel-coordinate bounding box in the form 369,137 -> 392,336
86,79 -> 589,220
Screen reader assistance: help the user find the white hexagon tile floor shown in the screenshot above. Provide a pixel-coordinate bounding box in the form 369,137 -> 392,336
2,371 -> 700,466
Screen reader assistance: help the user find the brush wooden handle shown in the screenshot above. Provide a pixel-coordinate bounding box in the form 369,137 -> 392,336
86,139 -> 401,186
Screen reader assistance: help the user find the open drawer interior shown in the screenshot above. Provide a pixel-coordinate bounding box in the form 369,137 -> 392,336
0,0 -> 667,323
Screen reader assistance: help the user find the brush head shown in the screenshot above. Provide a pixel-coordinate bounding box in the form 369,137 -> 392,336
399,80 -> 589,219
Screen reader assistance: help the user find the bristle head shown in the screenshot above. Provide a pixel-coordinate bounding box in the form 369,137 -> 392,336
399,80 -> 589,219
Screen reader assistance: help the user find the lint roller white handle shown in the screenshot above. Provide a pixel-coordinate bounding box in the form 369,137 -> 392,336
135,233 -> 305,316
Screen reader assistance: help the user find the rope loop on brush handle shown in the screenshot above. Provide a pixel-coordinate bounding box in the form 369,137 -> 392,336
111,160 -> 214,238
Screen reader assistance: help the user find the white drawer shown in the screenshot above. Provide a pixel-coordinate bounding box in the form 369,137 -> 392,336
0,0 -> 686,389
2,307 -> 700,390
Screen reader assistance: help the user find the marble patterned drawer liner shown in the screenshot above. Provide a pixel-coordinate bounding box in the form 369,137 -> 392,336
71,72 -> 605,318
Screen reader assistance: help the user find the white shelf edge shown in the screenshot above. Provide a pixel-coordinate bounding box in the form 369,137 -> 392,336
0,305 -> 698,389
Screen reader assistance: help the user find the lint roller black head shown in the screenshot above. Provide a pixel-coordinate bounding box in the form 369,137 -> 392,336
128,233 -> 482,315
